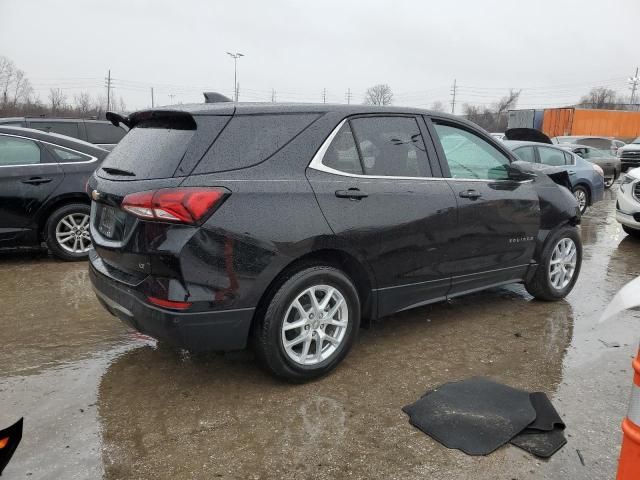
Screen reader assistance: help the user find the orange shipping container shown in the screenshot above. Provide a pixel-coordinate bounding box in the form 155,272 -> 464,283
541,108 -> 640,140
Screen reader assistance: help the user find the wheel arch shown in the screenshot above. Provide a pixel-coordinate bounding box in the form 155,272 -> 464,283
250,248 -> 377,337
37,193 -> 90,241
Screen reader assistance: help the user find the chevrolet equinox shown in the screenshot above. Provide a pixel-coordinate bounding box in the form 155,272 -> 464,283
88,103 -> 582,381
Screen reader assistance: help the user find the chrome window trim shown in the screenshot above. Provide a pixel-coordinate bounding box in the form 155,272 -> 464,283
308,118 -> 524,183
0,132 -> 98,167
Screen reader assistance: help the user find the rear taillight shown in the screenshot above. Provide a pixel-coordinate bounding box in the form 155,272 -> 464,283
121,187 -> 229,224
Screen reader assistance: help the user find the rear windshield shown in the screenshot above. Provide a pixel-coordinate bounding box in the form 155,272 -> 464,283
99,124 -> 195,179
193,113 -> 319,174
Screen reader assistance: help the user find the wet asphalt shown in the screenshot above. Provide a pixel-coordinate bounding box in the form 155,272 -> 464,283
1,188 -> 639,479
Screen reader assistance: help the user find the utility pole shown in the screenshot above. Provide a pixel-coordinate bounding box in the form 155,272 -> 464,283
226,52 -> 244,102
345,88 -> 352,105
450,78 -> 457,114
151,87 -> 154,108
629,67 -> 639,109
105,69 -> 111,112
271,89 -> 276,103
322,88 -> 327,103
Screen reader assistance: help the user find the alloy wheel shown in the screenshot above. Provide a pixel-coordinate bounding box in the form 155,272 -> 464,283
548,237 -> 577,290
55,213 -> 91,254
574,189 -> 587,213
280,284 -> 349,366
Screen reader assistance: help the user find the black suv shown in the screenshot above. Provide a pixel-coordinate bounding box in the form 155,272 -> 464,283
88,104 -> 582,381
0,117 -> 127,150
0,126 -> 109,260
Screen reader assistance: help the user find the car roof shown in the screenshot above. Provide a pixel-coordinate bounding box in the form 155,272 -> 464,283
141,101 -> 452,118
0,126 -> 108,154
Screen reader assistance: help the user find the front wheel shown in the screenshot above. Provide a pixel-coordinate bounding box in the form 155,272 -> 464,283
573,186 -> 589,214
253,266 -> 360,382
525,226 -> 582,301
45,203 -> 92,261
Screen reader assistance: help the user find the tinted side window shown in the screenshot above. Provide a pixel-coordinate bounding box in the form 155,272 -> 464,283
51,146 -> 92,162
433,123 -> 510,180
322,123 -> 363,174
30,121 -> 80,139
85,122 -> 126,144
580,138 -> 608,150
349,116 -> 431,177
194,114 -> 319,174
0,136 -> 41,165
513,146 -> 536,163
538,147 -> 567,166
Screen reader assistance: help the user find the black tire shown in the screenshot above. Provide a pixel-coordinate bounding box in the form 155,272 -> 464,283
622,225 -> 640,239
525,226 -> 582,301
573,186 -> 589,214
253,265 -> 360,382
45,203 -> 92,261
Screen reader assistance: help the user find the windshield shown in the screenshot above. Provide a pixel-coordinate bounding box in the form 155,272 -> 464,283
633,137 -> 640,144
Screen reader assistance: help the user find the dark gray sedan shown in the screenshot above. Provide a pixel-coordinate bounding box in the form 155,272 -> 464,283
558,144 -> 621,188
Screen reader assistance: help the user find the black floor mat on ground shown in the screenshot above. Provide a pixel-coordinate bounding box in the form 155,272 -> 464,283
402,377 -> 536,455
509,392 -> 566,458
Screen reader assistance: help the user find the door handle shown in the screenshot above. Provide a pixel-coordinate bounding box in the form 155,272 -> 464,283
335,188 -> 368,200
459,189 -> 482,200
21,177 -> 53,185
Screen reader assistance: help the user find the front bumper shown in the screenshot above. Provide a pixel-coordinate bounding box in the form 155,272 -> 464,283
616,210 -> 640,230
89,254 -> 254,352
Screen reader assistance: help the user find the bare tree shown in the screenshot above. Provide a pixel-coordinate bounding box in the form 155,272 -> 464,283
463,90 -> 521,132
93,94 -> 108,119
118,96 -> 127,113
579,87 -> 619,109
48,88 -> 67,114
430,100 -> 446,112
0,56 -> 15,105
74,92 -> 92,116
363,84 -> 393,106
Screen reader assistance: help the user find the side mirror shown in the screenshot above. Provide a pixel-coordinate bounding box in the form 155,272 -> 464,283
507,164 -> 537,182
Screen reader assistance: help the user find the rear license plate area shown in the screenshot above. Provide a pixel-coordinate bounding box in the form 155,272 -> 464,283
98,206 -> 118,238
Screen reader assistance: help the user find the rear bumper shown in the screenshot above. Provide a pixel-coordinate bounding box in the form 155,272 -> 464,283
89,258 -> 254,352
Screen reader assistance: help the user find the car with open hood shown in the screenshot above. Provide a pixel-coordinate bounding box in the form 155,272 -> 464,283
88,102 -> 583,381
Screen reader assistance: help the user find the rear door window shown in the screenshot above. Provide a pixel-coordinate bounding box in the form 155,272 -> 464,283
50,146 -> 92,163
0,135 -> 42,165
538,147 -> 567,166
193,113 -> 319,174
29,121 -> 80,139
348,116 -> 431,177
85,122 -> 127,144
513,146 -> 536,163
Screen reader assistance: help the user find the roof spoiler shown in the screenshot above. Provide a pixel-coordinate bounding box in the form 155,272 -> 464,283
504,128 -> 552,144
203,92 -> 233,103
107,110 -> 196,130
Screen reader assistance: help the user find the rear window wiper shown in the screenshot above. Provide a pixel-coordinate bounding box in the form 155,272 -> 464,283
101,167 -> 136,176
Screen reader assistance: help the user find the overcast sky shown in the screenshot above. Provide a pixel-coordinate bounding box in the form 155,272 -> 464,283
0,0 -> 638,111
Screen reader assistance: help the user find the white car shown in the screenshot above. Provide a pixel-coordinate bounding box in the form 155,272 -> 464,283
617,168 -> 640,238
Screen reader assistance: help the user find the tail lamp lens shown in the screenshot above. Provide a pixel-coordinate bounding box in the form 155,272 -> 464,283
147,296 -> 192,310
122,188 -> 228,224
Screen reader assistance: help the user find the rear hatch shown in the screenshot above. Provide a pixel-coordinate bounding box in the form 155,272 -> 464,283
90,110 -> 231,279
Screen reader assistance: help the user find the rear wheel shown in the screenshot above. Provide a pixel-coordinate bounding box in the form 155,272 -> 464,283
622,225 -> 640,239
573,186 -> 589,214
45,203 -> 91,261
253,265 -> 360,382
525,226 -> 582,301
